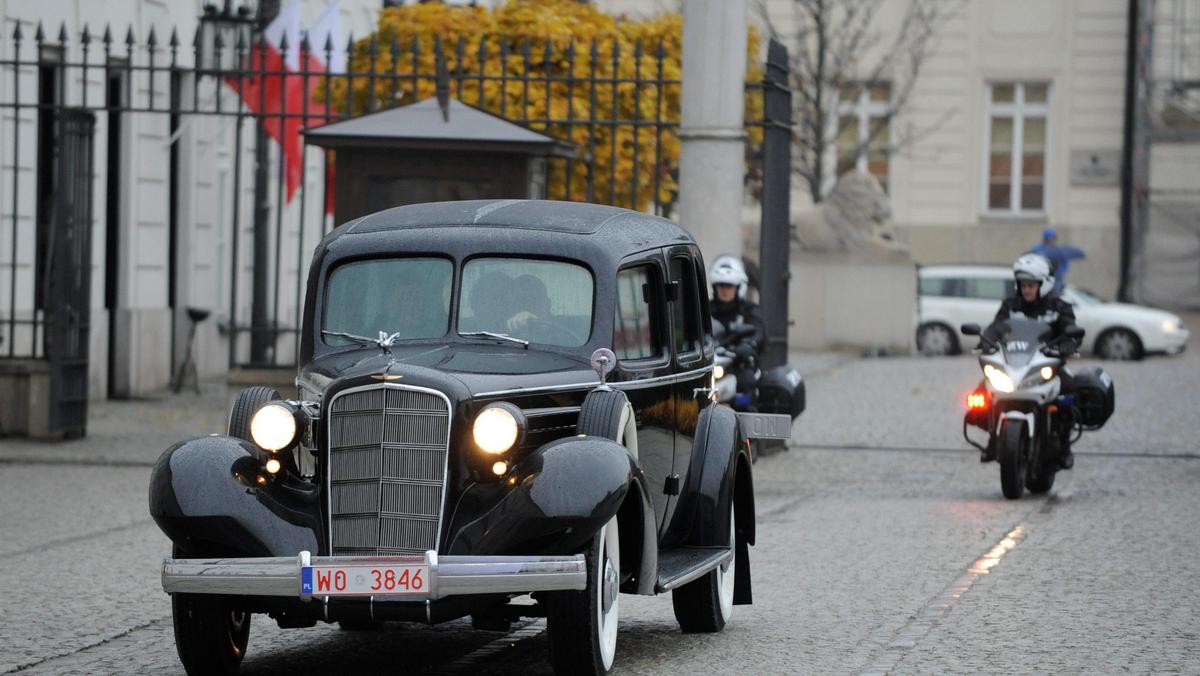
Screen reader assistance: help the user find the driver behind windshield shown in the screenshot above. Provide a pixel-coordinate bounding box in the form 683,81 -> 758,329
980,252 -> 1080,468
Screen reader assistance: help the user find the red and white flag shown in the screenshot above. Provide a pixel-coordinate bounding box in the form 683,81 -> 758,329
228,1 -> 344,205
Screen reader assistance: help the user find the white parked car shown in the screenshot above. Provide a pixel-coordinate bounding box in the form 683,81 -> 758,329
917,265 -> 1190,360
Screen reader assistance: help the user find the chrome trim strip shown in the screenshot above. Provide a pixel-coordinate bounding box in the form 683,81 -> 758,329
476,364 -> 713,398
523,405 -> 582,418
161,552 -> 588,598
326,383 -> 454,557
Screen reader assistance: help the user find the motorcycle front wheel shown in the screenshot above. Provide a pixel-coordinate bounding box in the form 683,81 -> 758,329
998,419 -> 1028,500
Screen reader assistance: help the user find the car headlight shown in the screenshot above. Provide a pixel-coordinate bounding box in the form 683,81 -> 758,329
713,364 -> 725,380
1040,366 -> 1054,381
983,364 -> 1014,393
249,402 -> 300,452
1162,319 -> 1180,334
473,403 -> 524,455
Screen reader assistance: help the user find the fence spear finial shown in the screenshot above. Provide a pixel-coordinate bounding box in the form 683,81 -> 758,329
57,21 -> 68,45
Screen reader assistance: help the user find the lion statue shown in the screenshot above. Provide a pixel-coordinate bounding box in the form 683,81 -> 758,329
791,171 -> 909,258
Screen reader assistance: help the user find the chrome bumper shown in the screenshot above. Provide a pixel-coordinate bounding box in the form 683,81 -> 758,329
162,550 -> 587,599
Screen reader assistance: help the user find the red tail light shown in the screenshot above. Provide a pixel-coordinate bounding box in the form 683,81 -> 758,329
967,392 -> 989,410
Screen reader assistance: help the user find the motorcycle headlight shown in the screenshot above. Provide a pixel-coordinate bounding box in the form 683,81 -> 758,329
249,402 -> 300,452
983,364 -> 1014,393
473,403 -> 525,455
713,364 -> 726,380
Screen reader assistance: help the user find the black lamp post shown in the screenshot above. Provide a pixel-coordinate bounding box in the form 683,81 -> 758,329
196,1 -> 254,75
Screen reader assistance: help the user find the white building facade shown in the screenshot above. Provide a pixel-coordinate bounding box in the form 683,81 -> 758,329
599,0 -> 1149,302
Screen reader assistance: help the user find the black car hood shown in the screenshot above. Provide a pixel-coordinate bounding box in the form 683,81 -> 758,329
301,343 -> 596,397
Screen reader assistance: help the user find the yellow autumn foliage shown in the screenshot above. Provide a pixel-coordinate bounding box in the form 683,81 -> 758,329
322,0 -> 761,213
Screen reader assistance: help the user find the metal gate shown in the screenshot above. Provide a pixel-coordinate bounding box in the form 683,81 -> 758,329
0,19 -> 789,388
43,110 -> 96,437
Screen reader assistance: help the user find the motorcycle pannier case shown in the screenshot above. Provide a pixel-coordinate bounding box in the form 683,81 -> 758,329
1071,366 -> 1114,428
757,366 -> 806,419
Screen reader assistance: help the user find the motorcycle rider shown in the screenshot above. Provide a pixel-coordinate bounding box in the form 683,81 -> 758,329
979,253 -> 1081,468
708,256 -> 766,400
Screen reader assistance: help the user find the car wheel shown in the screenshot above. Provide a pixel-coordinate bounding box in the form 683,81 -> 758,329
576,389 -> 636,457
671,495 -> 736,633
916,323 -> 959,356
546,516 -> 620,675
171,593 -> 251,676
228,386 -> 281,441
1095,328 -> 1143,361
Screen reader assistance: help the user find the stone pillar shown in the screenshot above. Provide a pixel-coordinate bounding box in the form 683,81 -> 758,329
678,0 -> 747,264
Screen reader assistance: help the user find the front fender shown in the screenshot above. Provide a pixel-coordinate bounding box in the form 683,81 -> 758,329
445,436 -> 643,556
148,436 -> 322,558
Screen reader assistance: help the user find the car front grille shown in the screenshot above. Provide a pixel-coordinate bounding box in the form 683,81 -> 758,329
327,385 -> 451,556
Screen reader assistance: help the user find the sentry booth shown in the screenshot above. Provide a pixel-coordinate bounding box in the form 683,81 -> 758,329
304,98 -> 575,225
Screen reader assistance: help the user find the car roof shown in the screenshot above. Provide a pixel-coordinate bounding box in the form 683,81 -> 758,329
342,199 -> 691,247
920,264 -> 1011,278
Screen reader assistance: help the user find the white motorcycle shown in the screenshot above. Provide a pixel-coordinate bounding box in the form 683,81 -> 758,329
961,317 -> 1113,500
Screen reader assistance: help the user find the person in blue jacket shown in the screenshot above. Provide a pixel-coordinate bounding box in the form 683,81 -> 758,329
1031,227 -> 1085,290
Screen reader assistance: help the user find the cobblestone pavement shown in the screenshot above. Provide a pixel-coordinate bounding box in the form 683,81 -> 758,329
1,347 -> 1197,674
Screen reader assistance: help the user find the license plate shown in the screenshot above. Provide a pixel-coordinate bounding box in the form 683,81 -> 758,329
737,412 -> 793,440
301,564 -> 431,597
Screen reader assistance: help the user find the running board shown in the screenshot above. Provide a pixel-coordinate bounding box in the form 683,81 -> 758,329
654,546 -> 733,593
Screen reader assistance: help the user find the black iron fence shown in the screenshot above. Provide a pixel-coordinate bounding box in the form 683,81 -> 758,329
0,21 -> 782,375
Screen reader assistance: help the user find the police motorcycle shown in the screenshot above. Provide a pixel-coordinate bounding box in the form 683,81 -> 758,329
707,256 -> 805,455
961,318 -> 1114,499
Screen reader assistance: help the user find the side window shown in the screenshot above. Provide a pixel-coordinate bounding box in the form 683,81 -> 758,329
669,256 -> 701,357
966,277 -> 1012,301
919,277 -> 948,297
944,278 -> 966,298
613,265 -> 661,360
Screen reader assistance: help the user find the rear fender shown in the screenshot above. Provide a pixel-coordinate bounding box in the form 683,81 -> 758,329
148,436 -> 322,558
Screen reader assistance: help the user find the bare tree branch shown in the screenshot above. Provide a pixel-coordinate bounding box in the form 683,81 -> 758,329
772,0 -> 962,203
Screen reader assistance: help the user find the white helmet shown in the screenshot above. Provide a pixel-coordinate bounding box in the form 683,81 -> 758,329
1013,253 -> 1055,298
709,255 -> 748,299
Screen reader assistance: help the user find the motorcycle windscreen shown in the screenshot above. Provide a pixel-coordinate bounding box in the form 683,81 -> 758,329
995,317 -> 1054,367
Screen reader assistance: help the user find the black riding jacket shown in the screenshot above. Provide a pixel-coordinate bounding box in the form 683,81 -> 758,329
710,297 -> 766,353
990,291 -> 1077,341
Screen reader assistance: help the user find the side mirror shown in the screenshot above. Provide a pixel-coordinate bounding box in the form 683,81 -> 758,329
961,323 -> 982,336
1064,325 -> 1085,341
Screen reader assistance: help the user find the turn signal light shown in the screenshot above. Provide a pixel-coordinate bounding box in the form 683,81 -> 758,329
967,392 -> 989,410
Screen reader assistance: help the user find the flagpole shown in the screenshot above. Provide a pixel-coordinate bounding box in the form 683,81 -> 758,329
250,0 -> 280,366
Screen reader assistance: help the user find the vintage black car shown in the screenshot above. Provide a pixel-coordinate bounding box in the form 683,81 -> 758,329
149,200 -> 801,675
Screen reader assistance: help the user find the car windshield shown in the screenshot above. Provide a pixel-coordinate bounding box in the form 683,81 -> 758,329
458,258 -> 593,347
322,258 -> 453,345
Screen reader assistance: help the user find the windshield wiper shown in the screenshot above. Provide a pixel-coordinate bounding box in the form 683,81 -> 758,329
459,331 -> 529,348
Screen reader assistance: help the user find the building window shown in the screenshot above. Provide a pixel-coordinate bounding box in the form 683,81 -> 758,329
836,83 -> 891,190
984,82 -> 1048,215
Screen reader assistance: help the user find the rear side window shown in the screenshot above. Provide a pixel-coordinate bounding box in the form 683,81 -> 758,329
613,266 -> 660,360
669,257 -> 701,356
965,277 -> 1012,301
